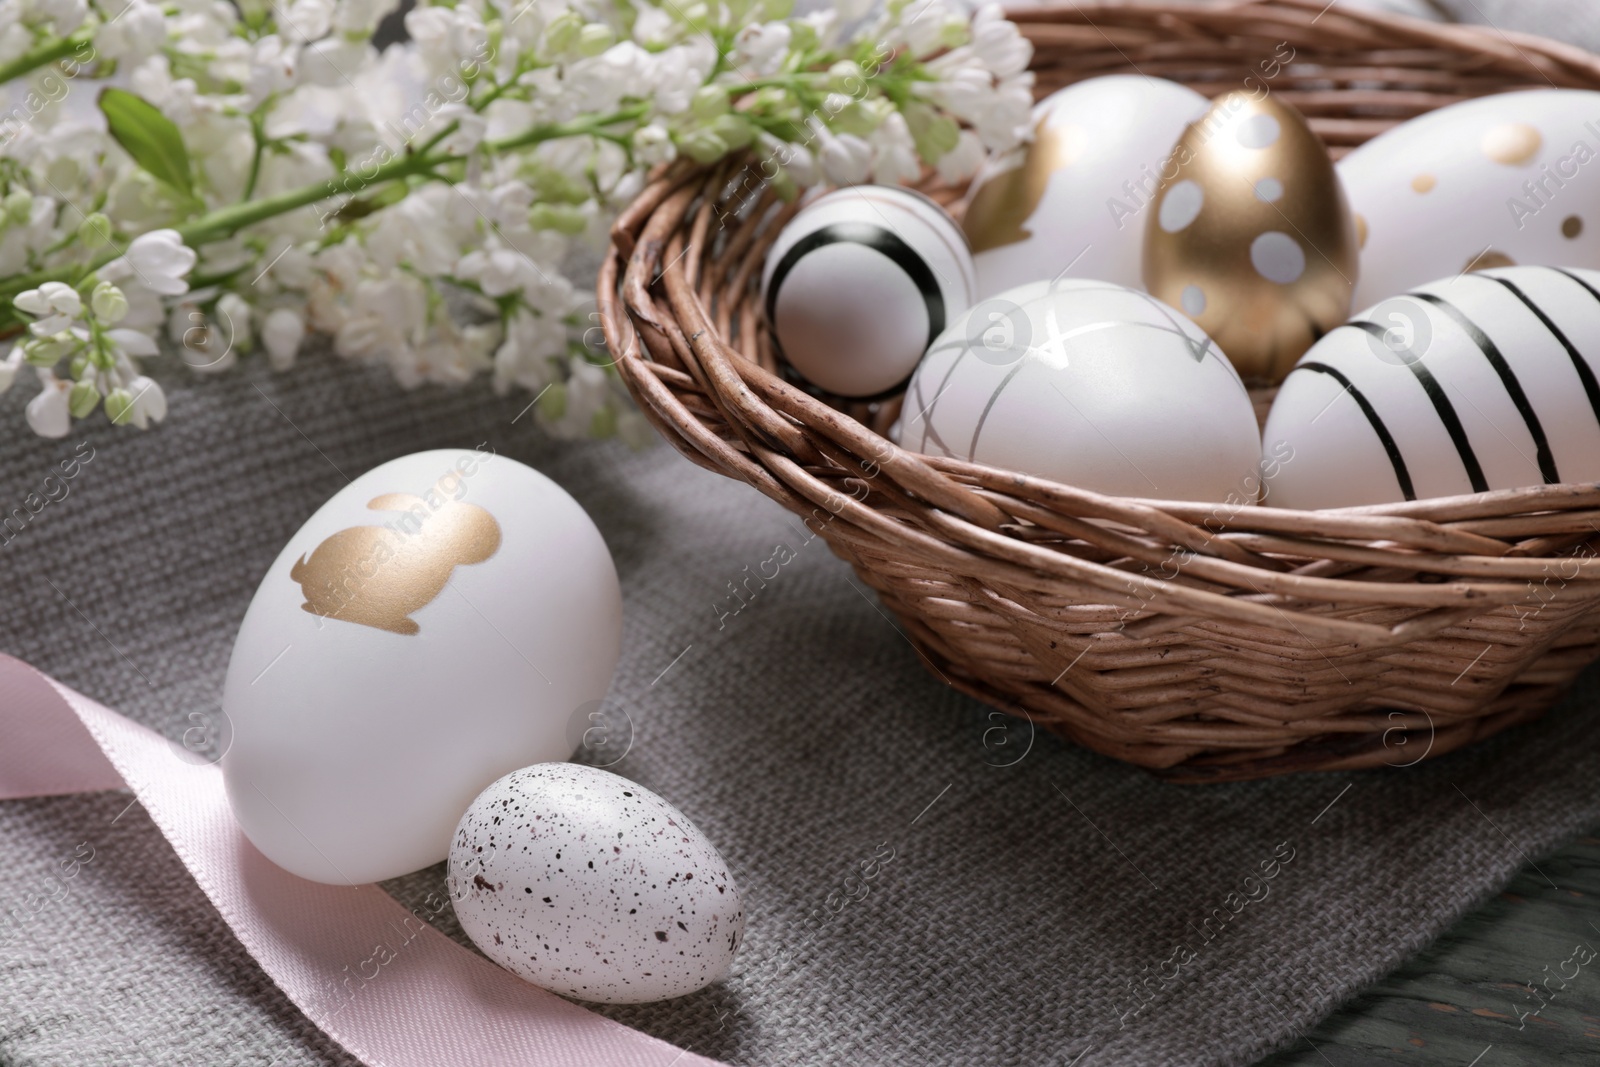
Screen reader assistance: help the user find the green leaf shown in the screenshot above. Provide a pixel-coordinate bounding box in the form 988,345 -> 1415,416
98,88 -> 194,200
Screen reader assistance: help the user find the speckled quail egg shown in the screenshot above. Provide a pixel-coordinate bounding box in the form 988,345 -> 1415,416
448,763 -> 744,1004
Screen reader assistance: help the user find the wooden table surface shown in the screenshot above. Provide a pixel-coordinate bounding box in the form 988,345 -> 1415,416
1256,830 -> 1600,1066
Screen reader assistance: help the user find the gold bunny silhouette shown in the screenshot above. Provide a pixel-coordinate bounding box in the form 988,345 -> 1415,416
962,117 -> 1070,254
289,492 -> 501,635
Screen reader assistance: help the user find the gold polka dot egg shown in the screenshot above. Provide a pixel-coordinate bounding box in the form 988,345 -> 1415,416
894,278 -> 1262,503
1262,265 -> 1600,509
1339,89 -> 1600,308
761,185 -> 976,399
1143,91 -> 1359,385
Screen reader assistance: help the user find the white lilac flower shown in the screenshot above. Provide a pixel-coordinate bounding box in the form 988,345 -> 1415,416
128,58 -> 202,127
0,195 -> 56,278
871,111 -> 922,186
246,35 -> 299,105
334,0 -> 400,35
262,308 -> 306,370
606,169 -> 645,211
0,21 -> 30,71
0,348 -> 21,395
2,190 -> 31,225
334,274 -> 429,365
280,0 -> 335,43
482,180 -> 536,235
100,230 -> 198,297
68,375 -> 101,419
632,122 -> 676,167
217,293 -> 254,353
259,241 -> 317,290
591,139 -> 631,196
654,39 -> 717,112
96,0 -> 169,66
14,282 -> 83,337
549,358 -> 613,439
105,327 -> 158,359
564,43 -> 649,114
299,37 -> 379,89
917,62 -> 993,119
25,372 -> 72,439
815,126 -> 873,186
405,5 -> 487,76
433,104 -> 489,155
795,9 -> 840,48
937,129 -> 987,184
970,4 -> 1032,79
364,192 -> 465,275
499,1 -> 547,52
91,282 -> 129,325
313,241 -> 367,291
734,23 -> 792,76
631,3 -> 675,47
169,0 -> 238,48
121,375 -> 168,429
403,320 -> 498,387
769,136 -> 820,187
455,247 -> 534,298
266,85 -> 346,141
887,0 -> 962,58
493,305 -> 567,395
29,0 -> 88,35
111,282 -> 167,332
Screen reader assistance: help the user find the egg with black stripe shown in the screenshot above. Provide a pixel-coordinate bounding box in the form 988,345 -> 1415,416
894,278 -> 1263,502
1262,266 -> 1600,509
762,185 -> 976,399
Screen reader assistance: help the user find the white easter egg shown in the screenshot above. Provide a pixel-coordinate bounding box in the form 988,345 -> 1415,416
1339,89 -> 1600,308
961,75 -> 1211,297
896,278 -> 1263,502
221,449 -> 622,885
448,763 -> 744,1004
1262,266 -> 1600,509
761,184 -> 976,398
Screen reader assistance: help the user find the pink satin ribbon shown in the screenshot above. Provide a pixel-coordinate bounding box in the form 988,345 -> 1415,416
0,653 -> 724,1067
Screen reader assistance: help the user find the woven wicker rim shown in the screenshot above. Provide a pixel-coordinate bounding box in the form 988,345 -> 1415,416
601,0 -> 1600,781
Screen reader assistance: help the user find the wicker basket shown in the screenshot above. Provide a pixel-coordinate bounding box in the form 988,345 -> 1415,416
601,0 -> 1600,781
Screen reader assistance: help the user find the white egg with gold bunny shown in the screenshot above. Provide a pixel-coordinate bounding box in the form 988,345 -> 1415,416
221,449 -> 623,885
961,75 -> 1211,297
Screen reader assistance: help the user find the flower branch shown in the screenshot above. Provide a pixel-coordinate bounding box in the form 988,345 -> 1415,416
0,0 -> 1033,440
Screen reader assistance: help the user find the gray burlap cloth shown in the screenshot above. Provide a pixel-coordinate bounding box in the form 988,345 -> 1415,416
9,3 -> 1600,1063
2,346 -> 1598,1067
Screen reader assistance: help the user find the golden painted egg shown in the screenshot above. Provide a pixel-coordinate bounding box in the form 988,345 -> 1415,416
961,75 -> 1209,297
1142,91 -> 1358,385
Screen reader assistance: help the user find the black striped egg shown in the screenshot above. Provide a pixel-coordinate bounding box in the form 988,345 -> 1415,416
1262,266 -> 1600,509
894,278 -> 1263,502
761,185 -> 976,399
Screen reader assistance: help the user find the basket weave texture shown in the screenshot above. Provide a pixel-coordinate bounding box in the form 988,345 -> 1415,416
601,0 -> 1600,781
